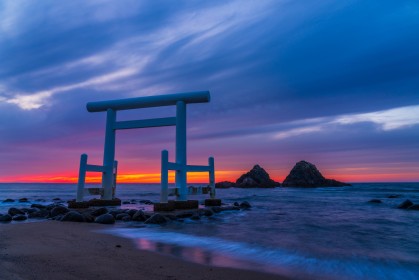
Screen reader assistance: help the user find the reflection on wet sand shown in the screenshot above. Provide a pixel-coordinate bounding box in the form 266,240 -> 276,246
136,238 -> 259,270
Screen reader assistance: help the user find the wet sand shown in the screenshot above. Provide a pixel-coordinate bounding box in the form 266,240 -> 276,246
0,221 -> 291,280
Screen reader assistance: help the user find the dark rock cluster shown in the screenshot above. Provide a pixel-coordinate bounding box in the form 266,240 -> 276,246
282,161 -> 350,187
0,199 -> 252,225
215,161 -> 350,188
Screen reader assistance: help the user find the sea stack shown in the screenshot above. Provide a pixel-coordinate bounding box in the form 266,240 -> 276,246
282,161 -> 350,187
235,164 -> 280,188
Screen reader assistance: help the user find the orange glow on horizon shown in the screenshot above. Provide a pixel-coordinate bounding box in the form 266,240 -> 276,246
0,169 -> 418,183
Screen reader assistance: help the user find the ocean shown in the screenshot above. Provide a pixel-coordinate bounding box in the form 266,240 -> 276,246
1,183 -> 419,280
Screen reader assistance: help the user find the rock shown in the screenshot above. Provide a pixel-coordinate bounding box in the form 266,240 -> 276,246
397,199 -> 414,209
61,211 -> 84,222
145,213 -> 167,224
95,213 -> 115,224
236,165 -> 279,188
221,206 -> 240,211
175,212 -> 194,219
215,181 -> 236,188
132,210 -> 147,221
28,209 -> 49,219
233,202 -> 240,207
388,194 -> 402,198
8,207 -> 25,216
190,214 -> 200,220
408,204 -> 419,210
82,213 -> 95,223
109,210 -> 124,217
0,214 -> 12,222
91,207 -> 108,217
50,206 -> 69,217
116,213 -> 130,220
211,206 -> 222,213
31,204 -> 47,209
282,161 -> 350,187
240,201 -> 252,209
139,200 -> 153,205
126,209 -> 137,217
198,209 -> 214,217
52,198 -> 61,201
18,198 -> 29,203
368,199 -> 382,203
121,215 -> 132,222
12,214 -> 27,221
164,214 -> 177,221
23,208 -> 38,214
3,199 -> 15,203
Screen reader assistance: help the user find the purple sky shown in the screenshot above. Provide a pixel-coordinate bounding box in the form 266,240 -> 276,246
1,0 -> 419,183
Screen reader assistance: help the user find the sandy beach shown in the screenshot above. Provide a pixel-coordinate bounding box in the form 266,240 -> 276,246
0,221 -> 290,280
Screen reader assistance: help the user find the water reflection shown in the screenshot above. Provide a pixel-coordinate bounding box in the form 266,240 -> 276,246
135,238 -> 262,270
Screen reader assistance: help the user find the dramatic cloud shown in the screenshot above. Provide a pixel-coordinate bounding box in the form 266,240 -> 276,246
0,0 -> 419,182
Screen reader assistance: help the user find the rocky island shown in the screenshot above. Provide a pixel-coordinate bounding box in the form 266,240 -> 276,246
216,164 -> 280,188
282,160 -> 350,187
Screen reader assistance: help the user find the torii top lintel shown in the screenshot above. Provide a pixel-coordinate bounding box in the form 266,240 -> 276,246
86,91 -> 210,112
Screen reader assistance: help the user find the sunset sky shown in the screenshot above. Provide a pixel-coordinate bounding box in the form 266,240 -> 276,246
1,0 -> 419,183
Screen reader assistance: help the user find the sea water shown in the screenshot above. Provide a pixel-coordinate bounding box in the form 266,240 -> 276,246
1,183 -> 419,279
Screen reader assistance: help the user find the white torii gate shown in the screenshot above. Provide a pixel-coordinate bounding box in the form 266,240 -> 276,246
76,91 -> 215,204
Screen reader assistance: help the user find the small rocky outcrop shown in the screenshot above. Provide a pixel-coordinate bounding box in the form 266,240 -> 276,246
282,161 -> 350,187
408,204 -> 419,210
368,199 -> 382,204
235,165 -> 279,188
397,199 -> 413,209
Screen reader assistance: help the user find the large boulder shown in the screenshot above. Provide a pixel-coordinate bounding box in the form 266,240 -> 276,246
0,214 -> 12,222
132,210 -> 147,222
8,207 -> 25,216
50,206 -> 69,217
12,214 -> 28,221
282,161 -> 350,187
61,211 -> 84,222
95,213 -> 115,224
235,165 -> 279,188
145,213 -> 167,224
28,209 -> 49,219
90,207 -> 108,217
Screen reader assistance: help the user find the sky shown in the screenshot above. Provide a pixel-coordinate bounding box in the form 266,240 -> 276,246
1,0 -> 419,183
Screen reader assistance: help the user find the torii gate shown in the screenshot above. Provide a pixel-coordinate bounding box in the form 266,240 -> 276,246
75,91 -> 216,206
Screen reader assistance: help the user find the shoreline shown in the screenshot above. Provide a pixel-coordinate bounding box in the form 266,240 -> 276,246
0,221 -> 292,280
